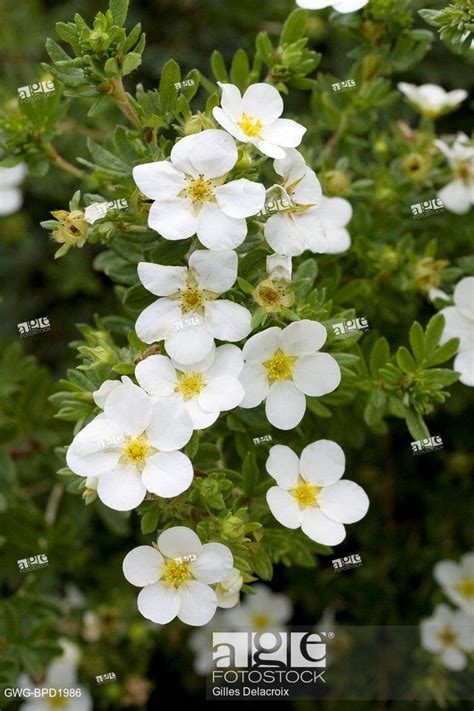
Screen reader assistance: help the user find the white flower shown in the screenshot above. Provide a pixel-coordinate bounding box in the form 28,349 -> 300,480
296,0 -> 368,12
212,83 -> 306,159
265,440 -> 369,545
420,604 -> 474,671
66,378 -> 193,511
226,584 -> 292,629
135,249 -> 252,365
215,568 -> 244,609
122,526 -> 233,626
398,83 -> 467,118
18,642 -> 92,710
135,345 -> 244,430
435,133 -> 474,214
434,553 -> 474,616
263,150 -> 352,256
239,320 -> 341,430
439,276 -> 474,386
0,163 -> 26,216
267,254 -> 292,282
133,129 -> 265,250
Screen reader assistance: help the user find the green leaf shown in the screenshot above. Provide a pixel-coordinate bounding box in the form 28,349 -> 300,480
110,0 -> 129,26
249,550 -> 273,580
396,347 -> 416,374
141,506 -> 159,535
210,50 -> 228,82
149,238 -> 191,265
230,49 -> 250,91
280,9 -> 307,45
409,322 -> 425,364
405,409 -> 430,440
55,21 -> 79,46
45,38 -> 71,63
86,138 -> 131,175
255,32 -> 274,66
424,338 -> 459,368
424,313 -> 445,354
194,443 -> 220,469
242,452 -> 259,496
122,284 -> 155,311
159,59 -> 180,114
122,52 -> 142,76
369,337 -> 390,377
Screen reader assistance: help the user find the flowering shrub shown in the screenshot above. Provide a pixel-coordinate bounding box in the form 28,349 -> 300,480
0,0 -> 472,707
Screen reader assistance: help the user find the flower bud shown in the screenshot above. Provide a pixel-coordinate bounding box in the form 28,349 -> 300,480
415,257 -> 449,293
183,112 -> 215,136
222,515 -> 245,540
402,153 -> 432,182
324,170 -> 351,196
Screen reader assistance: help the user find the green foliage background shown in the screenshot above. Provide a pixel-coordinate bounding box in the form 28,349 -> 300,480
0,0 -> 473,708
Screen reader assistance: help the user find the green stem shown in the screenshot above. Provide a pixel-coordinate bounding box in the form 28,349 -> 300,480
319,113 -> 350,165
44,142 -> 84,178
110,76 -> 140,127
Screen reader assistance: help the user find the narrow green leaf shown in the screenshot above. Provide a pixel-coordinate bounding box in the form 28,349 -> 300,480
110,0 -> 129,26
409,322 -> 425,364
280,9 -> 307,45
159,59 -> 180,114
230,49 -> 250,91
405,409 -> 430,440
424,313 -> 445,354
210,50 -> 228,82
396,346 -> 416,373
122,52 -> 142,76
369,337 -> 390,377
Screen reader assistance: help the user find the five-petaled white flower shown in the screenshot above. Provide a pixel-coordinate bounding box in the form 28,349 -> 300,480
263,149 -> 352,256
122,526 -> 233,626
420,604 -> 474,671
212,83 -> 306,159
434,133 -> 474,214
135,345 -> 244,430
0,163 -> 26,216
439,276 -> 474,386
135,249 -> 252,365
398,83 -> 467,118
265,440 -> 369,545
226,583 -> 293,630
434,553 -> 474,616
239,320 -> 341,430
296,0 -> 368,12
133,129 -> 265,250
66,378 -> 194,511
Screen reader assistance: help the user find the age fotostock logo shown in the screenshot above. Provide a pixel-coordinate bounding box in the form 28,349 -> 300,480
208,631 -> 333,700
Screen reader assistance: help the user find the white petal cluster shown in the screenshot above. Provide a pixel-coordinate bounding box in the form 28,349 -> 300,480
296,0 -> 368,12
398,83 -> 467,118
435,133 -> 474,214
265,440 -> 369,545
123,527 -> 233,626
420,604 -> 474,670
434,553 -> 474,617
439,276 -> 474,386
0,163 -> 26,216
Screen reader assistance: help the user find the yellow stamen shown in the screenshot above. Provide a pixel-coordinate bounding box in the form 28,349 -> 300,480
176,372 -> 206,400
180,286 -> 205,313
456,163 -> 472,185
161,557 -> 195,587
237,113 -> 263,138
290,478 -> 321,509
185,174 -> 215,203
122,435 -> 150,468
264,350 -> 296,382
438,627 -> 457,646
48,695 -> 68,709
253,613 -> 270,629
457,577 -> 474,598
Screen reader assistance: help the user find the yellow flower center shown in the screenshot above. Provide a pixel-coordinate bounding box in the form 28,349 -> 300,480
456,162 -> 472,185
180,286 -> 205,313
122,435 -> 150,468
457,576 -> 474,598
253,613 -> 270,629
439,627 -> 457,646
237,113 -> 263,138
161,557 -> 196,588
185,174 -> 215,203
264,350 -> 296,382
290,479 -> 321,509
176,371 -> 206,400
48,695 -> 68,709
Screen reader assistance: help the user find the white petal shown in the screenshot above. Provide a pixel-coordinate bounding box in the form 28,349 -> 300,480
293,353 -> 341,396
300,439 -> 345,486
206,344 -> 244,379
439,306 -> 472,347
165,324 -> 215,365
92,379 -> 121,408
242,83 -> 283,123
212,107 -> 248,142
157,526 -> 202,558
146,398 -> 193,450
265,380 -> 306,430
135,355 -> 177,396
148,197 -> 197,240
289,211 -> 329,254
333,0 -> 368,11
66,417 -> 123,477
266,486 -> 301,528
135,298 -> 183,344
300,508 -> 346,545
266,444 -> 300,489
189,249 -> 238,292
0,163 -> 26,186
172,346 -> 216,373
273,147 -> 307,181
218,83 -> 243,120
204,301 -> 252,342
434,560 -> 460,588
138,262 -> 187,296
199,375 -> 244,412
453,276 -> 474,320
239,362 -> 269,408
122,545 -> 164,586
441,646 -> 467,671
103,380 -> 152,436
133,161 -> 185,200
215,179 -> 265,218
197,202 -> 247,250
264,213 -> 308,257
254,140 -> 287,159
318,480 -> 369,523
97,466 -> 146,511
191,543 -> 233,584
280,320 -> 327,355
0,188 -> 22,215
455,350 -> 474,386
185,398 -> 219,429
318,195 -> 352,228
137,582 -> 180,624
323,226 -> 351,254
243,327 -> 281,362
178,581 -> 218,626
420,619 -> 443,652
261,118 -> 306,147
173,129 -> 237,179
438,180 -> 472,215
142,451 -> 193,497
